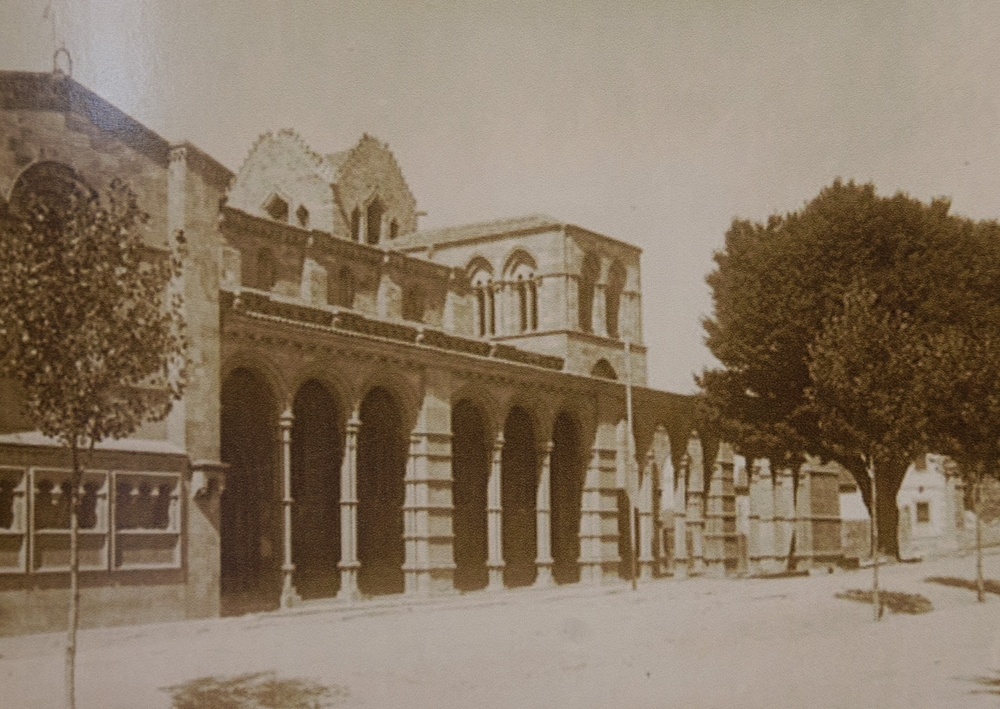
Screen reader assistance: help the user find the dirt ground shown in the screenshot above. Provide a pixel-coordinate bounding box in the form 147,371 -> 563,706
2,551 -> 998,709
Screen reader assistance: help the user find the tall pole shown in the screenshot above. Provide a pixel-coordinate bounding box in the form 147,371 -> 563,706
625,339 -> 638,590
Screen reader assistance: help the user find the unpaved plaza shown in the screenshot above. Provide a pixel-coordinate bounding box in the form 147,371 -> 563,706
2,551 -> 999,709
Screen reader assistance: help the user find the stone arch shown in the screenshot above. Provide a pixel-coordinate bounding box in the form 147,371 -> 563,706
286,366 -> 353,414
451,383 -> 502,439
551,410 -> 585,584
221,350 -> 291,408
502,404 -> 537,588
356,385 -> 408,595
290,379 -> 345,599
451,398 -> 491,591
354,368 -> 421,434
7,160 -> 94,217
220,367 -> 282,612
501,248 -> 538,278
590,358 -> 617,380
467,257 -> 496,338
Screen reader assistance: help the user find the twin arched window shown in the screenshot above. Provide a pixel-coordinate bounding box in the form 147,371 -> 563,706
471,268 -> 495,337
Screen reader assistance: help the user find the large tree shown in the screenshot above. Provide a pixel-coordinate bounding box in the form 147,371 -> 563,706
700,179 -> 971,556
915,220 -> 1000,601
0,175 -> 187,709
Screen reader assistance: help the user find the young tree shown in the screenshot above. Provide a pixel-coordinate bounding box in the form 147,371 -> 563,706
700,179 -> 967,556
807,286 -> 928,619
0,177 -> 187,709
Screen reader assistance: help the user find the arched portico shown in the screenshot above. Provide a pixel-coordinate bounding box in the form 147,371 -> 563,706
220,367 -> 281,613
451,399 -> 491,591
290,379 -> 344,599
551,412 -> 584,584
501,405 -> 537,588
356,386 -> 407,596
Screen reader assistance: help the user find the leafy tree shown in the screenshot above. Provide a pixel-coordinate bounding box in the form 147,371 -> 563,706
914,222 -> 1000,601
700,179 -> 969,556
807,286 -> 927,618
0,176 -> 187,709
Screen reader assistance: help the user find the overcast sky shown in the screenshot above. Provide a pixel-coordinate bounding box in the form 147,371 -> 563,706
3,1 -> 999,393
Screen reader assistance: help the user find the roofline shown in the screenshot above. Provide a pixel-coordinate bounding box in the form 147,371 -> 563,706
0,71 -> 232,187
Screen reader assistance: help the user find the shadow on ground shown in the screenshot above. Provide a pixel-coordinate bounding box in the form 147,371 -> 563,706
967,671 -> 1000,696
834,589 -> 933,615
925,576 -> 1000,596
164,671 -> 349,709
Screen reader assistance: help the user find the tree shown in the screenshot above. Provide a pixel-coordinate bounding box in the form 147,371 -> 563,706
700,179 -> 969,556
914,221 -> 1000,601
807,286 -> 928,619
0,176 -> 187,709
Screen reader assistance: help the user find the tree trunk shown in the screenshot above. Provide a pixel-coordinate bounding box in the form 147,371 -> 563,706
975,472 -> 984,603
66,440 -> 80,709
854,458 -> 904,559
869,458 -> 880,622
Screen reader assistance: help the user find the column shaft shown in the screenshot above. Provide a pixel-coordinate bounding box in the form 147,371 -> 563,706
535,441 -> 554,587
279,407 -> 299,609
487,433 -> 505,589
337,414 -> 361,600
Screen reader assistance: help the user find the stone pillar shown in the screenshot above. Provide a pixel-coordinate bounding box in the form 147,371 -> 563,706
656,434 -> 674,576
750,459 -> 779,574
278,407 -> 300,609
535,441 -> 555,587
673,455 -> 688,576
487,432 -> 505,589
637,451 -> 656,580
593,283 -> 608,337
704,442 -> 728,577
773,466 -> 796,569
403,433 -> 429,595
794,464 -> 814,570
579,446 -> 605,584
734,455 -> 750,576
337,412 -> 361,600
685,433 -> 705,575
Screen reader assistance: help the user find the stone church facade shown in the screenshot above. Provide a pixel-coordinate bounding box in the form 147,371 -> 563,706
0,71 -> 841,636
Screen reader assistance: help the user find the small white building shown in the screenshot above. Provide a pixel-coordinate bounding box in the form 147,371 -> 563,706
897,454 -> 965,560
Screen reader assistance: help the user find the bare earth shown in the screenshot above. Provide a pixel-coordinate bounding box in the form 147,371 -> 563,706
2,551 -> 999,709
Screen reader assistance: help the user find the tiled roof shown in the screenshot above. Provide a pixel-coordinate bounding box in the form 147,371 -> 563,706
394,214 -> 564,247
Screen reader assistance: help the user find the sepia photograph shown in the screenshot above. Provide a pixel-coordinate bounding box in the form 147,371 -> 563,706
0,1 -> 999,707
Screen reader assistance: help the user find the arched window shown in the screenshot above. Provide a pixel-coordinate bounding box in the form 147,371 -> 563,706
9,161 -> 93,221
295,204 -> 309,228
469,263 -> 495,338
331,266 -> 356,308
606,261 -> 626,340
366,197 -> 384,245
504,251 -> 538,334
389,219 -> 399,240
264,194 -> 289,222
590,359 -> 617,380
350,207 -> 361,242
403,282 -> 425,323
256,248 -> 277,290
578,253 -> 599,334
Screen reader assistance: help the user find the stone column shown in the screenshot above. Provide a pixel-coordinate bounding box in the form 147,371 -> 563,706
487,432 -> 505,589
673,456 -> 688,577
278,407 -> 300,609
773,466 -> 796,569
637,451 -> 656,580
734,456 -> 750,575
593,283 -> 608,337
656,438 -> 674,576
751,459 -> 779,574
704,443 -> 728,577
685,433 -> 705,575
579,446 -> 605,584
403,433 -> 428,595
794,464 -> 814,571
337,412 -> 361,600
535,441 -> 555,587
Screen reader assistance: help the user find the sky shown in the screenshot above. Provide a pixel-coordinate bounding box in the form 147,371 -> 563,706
2,0 -> 1000,393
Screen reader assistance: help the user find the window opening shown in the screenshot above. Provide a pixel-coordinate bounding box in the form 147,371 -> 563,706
366,198 -> 384,245
916,501 -> 930,524
265,194 -> 289,222
256,248 -> 277,290
295,204 -> 310,229
350,207 -> 361,242
389,219 -> 399,240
